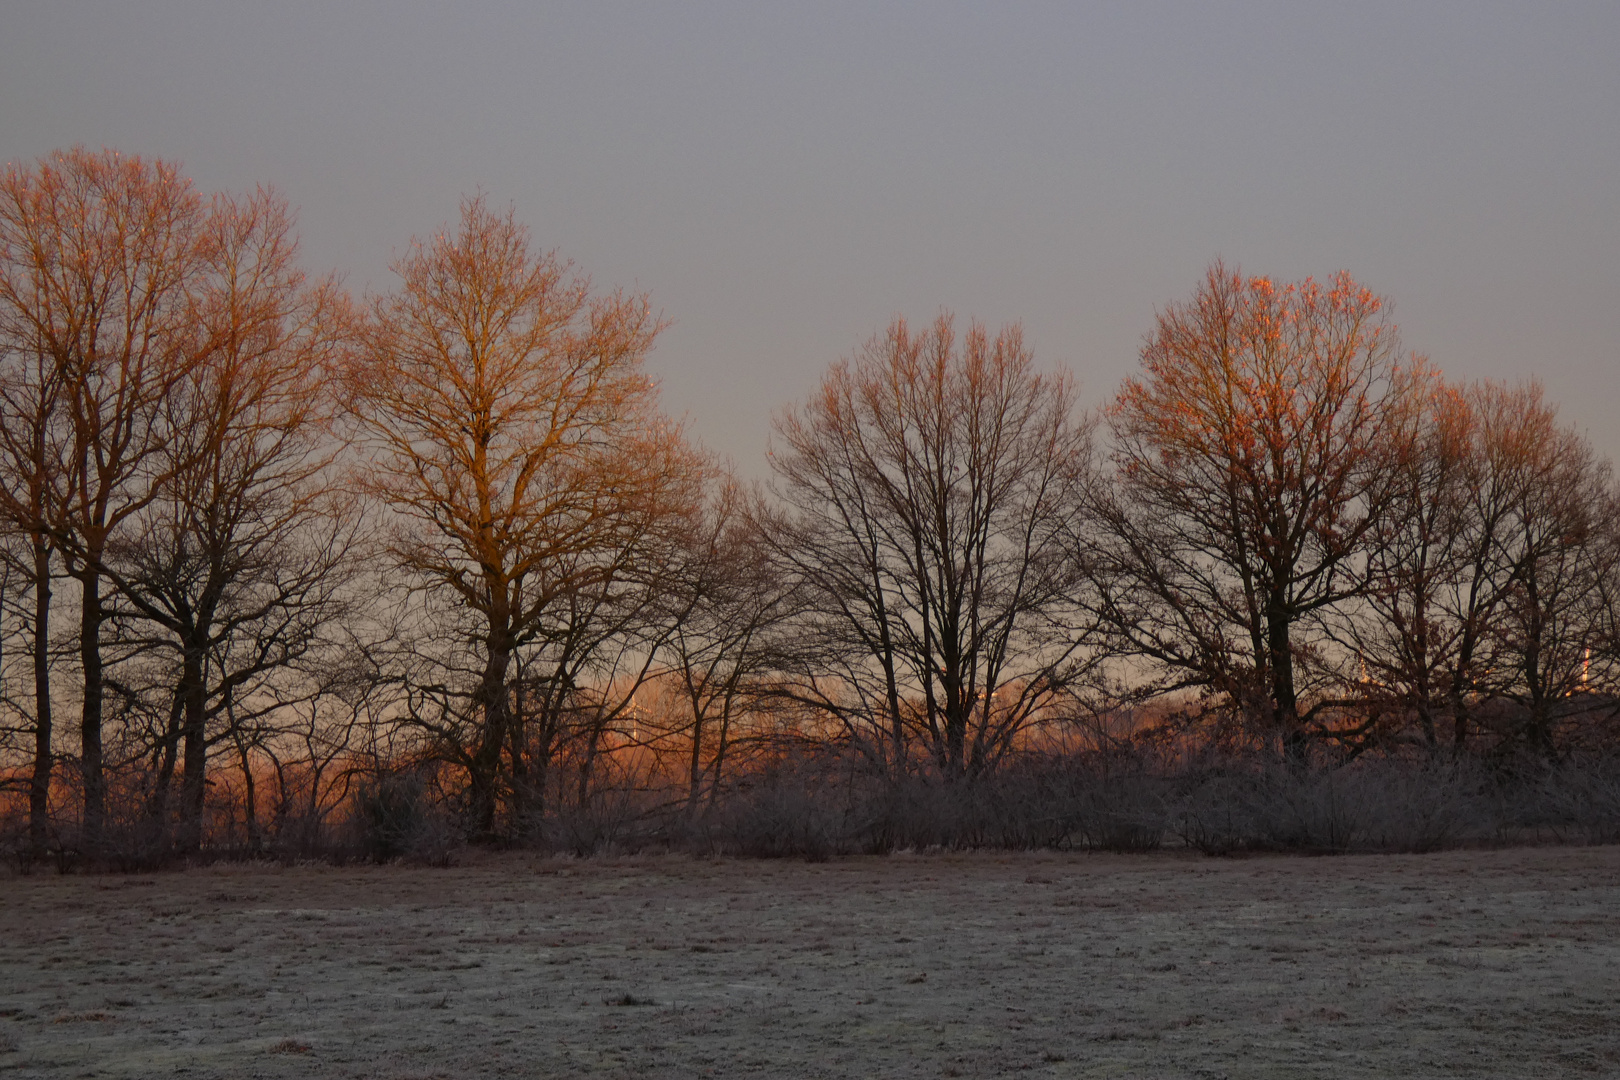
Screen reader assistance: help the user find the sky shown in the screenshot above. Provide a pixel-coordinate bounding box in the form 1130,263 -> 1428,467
3,2 -> 1617,474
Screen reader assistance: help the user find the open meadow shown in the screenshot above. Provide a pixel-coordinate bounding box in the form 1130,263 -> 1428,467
3,847 -> 1619,1079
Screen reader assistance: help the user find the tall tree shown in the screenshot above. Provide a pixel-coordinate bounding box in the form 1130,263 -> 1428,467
1470,383 -> 1617,754
345,195 -> 703,839
0,148 -> 214,840
0,337 -> 64,855
1337,379 -> 1618,756
1087,263 -> 1425,759
1331,382 -> 1479,751
101,187 -> 356,851
765,314 -> 1092,778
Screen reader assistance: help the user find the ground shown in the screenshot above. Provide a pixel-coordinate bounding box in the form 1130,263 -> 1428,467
2,846 -> 1618,1078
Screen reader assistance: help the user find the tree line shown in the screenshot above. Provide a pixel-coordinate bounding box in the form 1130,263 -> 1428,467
1,147 -> 1616,864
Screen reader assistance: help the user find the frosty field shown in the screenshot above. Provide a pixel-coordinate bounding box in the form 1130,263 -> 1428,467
3,847 -> 1618,1078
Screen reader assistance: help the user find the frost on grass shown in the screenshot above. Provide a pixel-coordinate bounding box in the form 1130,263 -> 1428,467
2,847 -> 1619,1078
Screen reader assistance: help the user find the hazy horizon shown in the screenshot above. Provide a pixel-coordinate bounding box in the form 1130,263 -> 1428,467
4,2 -> 1617,473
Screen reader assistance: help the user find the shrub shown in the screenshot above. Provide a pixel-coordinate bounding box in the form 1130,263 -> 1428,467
1174,758 -> 1493,854
354,772 -> 439,862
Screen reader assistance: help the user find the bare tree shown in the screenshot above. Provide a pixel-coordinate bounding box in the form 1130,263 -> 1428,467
1469,384 -> 1617,754
0,339 -> 64,855
1330,382 -> 1478,751
1335,379 -> 1619,756
237,647 -> 393,855
659,478 -> 789,816
1086,263 -> 1426,760
499,479 -> 696,832
764,314 -> 1093,778
0,148 -> 216,840
100,187 -> 357,851
344,195 -> 704,839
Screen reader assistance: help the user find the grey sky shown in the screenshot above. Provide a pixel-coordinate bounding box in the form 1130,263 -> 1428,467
3,2 -> 1617,473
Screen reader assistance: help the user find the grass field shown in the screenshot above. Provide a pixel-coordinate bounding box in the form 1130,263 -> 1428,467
4,846 -> 1619,1078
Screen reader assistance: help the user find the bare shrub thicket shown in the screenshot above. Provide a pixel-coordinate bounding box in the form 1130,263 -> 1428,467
1,149 -> 1619,867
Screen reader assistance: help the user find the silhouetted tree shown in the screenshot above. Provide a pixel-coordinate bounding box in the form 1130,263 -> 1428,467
660,479 -> 790,815
0,148 -> 217,841
0,340 -> 64,856
344,196 -> 704,839
1469,383 -> 1617,754
1085,263 -> 1426,760
765,314 -> 1093,778
102,187 -> 357,851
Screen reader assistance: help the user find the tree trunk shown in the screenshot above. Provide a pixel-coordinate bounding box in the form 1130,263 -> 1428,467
237,737 -> 259,852
709,703 -> 733,812
687,699 -> 706,818
148,691 -> 184,832
943,689 -> 968,780
577,713 -> 605,811
178,645 -> 209,852
508,682 -> 533,839
1268,607 -> 1306,764
28,538 -> 52,859
1449,624 -> 1481,758
78,568 -> 105,843
468,639 -> 512,840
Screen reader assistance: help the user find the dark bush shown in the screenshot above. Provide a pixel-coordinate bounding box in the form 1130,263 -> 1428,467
355,772 -> 434,862
1174,759 -> 1494,854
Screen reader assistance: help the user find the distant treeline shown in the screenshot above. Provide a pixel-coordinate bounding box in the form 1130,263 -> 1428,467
0,147 -> 1616,867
